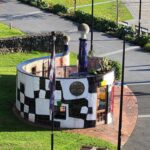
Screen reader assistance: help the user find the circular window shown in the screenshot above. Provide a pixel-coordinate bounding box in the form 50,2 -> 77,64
70,81 -> 85,96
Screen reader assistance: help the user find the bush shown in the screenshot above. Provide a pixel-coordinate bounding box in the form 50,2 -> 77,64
143,42 -> 150,52
116,25 -> 135,39
134,35 -> 150,47
18,0 -> 150,47
52,4 -> 68,14
18,0 -> 30,4
111,60 -> 121,80
74,11 -> 118,33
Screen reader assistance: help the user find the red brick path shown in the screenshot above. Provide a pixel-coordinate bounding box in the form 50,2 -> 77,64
67,85 -> 138,146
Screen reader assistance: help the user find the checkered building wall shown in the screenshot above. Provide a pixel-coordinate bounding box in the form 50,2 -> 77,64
16,70 -> 98,128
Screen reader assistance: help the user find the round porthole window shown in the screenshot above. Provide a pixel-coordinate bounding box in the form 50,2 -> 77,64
70,81 -> 85,96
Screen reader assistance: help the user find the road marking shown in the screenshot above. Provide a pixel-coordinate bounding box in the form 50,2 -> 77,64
97,46 -> 140,57
0,11 -> 42,21
69,0 -> 115,9
138,115 -> 150,118
126,82 -> 150,86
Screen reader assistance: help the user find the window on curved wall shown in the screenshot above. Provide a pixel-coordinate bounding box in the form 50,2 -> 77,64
31,66 -> 36,75
54,106 -> 66,119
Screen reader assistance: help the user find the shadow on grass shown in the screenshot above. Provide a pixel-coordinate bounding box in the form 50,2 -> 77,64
0,74 -> 48,132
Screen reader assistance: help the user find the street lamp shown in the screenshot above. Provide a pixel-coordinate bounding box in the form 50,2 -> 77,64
138,0 -> 142,36
78,23 -> 89,73
90,0 -> 94,52
116,0 -> 119,25
117,30 -> 126,150
74,0 -> 76,12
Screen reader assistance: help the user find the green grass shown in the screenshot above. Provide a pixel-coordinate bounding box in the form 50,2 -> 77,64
0,23 -> 25,38
77,1 -> 132,21
44,0 -> 132,21
0,52 -> 116,150
44,0 -> 104,7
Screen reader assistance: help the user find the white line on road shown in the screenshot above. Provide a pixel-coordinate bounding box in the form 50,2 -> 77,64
96,46 -> 140,57
126,82 -> 150,86
0,11 -> 42,21
69,0 -> 115,9
138,115 -> 150,118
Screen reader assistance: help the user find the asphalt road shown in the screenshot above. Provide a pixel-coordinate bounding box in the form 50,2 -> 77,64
0,0 -> 150,149
123,84 -> 150,150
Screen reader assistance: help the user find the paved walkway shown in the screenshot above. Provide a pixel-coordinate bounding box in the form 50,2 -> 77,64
67,85 -> 138,146
123,84 -> 150,150
69,0 -> 115,9
122,0 -> 150,29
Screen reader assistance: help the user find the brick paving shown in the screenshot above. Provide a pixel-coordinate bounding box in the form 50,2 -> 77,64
67,85 -> 138,146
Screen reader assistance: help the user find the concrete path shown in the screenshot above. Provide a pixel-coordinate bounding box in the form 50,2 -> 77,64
69,0 -> 115,9
122,0 -> 150,29
0,0 -> 150,149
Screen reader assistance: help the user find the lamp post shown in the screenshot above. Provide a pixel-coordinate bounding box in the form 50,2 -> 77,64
74,0 -> 76,12
78,23 -> 90,73
116,0 -> 119,25
49,31 -> 56,150
90,0 -> 94,52
138,0 -> 142,36
63,35 -> 70,55
117,30 -> 126,150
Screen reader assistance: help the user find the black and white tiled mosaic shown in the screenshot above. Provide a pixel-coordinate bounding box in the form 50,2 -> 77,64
16,71 -> 98,128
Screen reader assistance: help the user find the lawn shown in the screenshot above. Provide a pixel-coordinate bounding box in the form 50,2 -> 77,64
44,0 -> 106,7
0,23 -> 116,150
77,1 -> 132,21
44,0 -> 133,21
0,52 -> 116,150
0,23 -> 25,38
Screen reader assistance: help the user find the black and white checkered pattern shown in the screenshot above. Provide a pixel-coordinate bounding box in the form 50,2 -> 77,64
16,70 -> 102,128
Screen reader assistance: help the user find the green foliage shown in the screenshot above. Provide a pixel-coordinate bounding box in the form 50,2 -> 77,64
134,35 -> 150,47
116,25 -> 134,39
18,0 -> 30,4
52,4 -> 68,14
0,52 -> 116,150
74,10 -> 118,32
37,0 -> 49,9
70,52 -> 77,65
111,60 -> 121,80
88,57 -> 121,80
44,0 -> 132,21
100,58 -> 121,80
18,0 -> 150,47
0,23 -> 25,38
143,42 -> 150,52
101,57 -> 112,72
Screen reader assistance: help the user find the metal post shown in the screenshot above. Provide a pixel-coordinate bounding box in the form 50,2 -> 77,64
138,0 -> 142,36
74,0 -> 76,12
105,85 -> 109,124
116,0 -> 119,25
9,21 -> 12,29
42,61 -> 44,77
51,110 -> 54,150
50,32 -> 56,150
90,0 -> 94,52
117,31 -> 126,150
